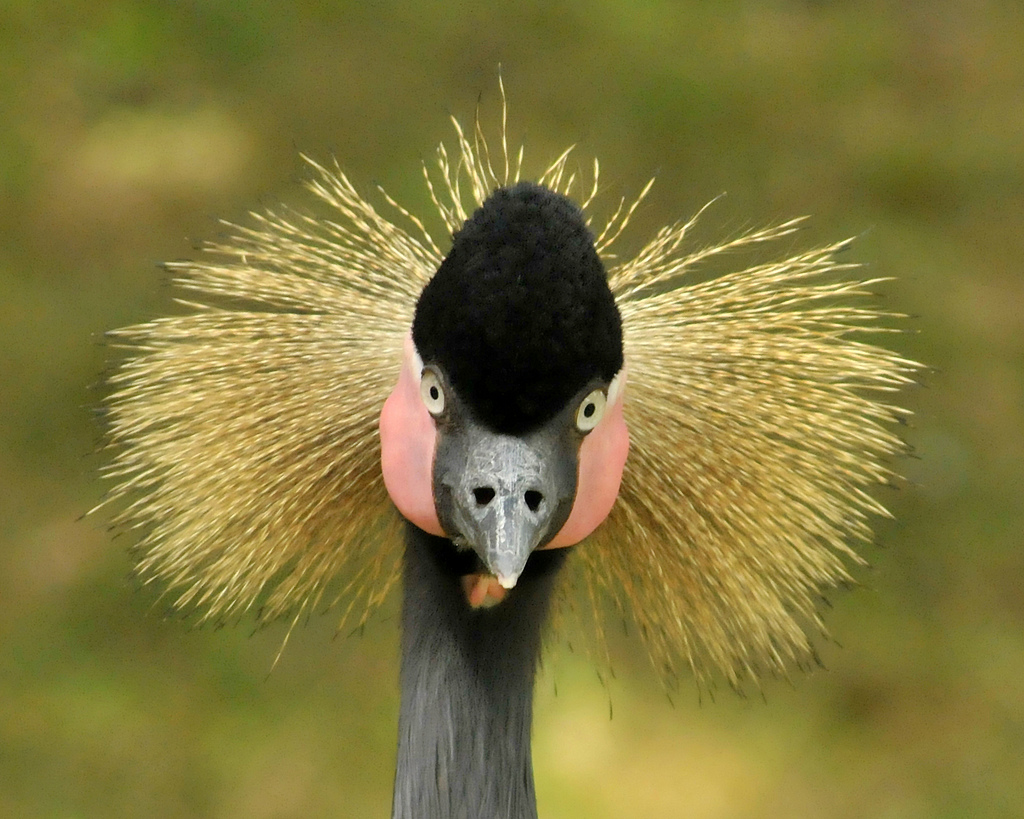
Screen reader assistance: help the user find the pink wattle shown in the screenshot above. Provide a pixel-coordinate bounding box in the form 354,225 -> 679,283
546,371 -> 629,548
380,337 -> 628,547
379,337 -> 444,536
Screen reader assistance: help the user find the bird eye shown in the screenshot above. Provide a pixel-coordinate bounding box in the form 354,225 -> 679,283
575,389 -> 607,433
420,369 -> 445,416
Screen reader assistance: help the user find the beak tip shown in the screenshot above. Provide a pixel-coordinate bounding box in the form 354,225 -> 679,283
496,573 -> 519,590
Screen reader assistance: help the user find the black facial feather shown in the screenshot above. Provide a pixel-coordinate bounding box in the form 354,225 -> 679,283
412,182 -> 623,435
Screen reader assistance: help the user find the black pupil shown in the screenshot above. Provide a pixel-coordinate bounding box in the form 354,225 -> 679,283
430,386 -> 439,400
583,402 -> 595,418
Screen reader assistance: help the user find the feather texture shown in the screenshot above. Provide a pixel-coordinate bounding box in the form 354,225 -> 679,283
101,86 -> 918,685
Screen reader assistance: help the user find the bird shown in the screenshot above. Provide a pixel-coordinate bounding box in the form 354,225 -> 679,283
100,87 -> 918,818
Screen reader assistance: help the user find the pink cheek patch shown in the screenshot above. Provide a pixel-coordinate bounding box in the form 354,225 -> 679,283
379,337 -> 444,537
546,372 -> 630,548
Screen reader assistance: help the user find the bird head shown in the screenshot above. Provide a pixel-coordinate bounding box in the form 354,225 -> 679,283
380,182 -> 629,591
99,90 -> 919,688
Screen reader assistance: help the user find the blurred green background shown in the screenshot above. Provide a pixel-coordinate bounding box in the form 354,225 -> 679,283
2,1 -> 1021,817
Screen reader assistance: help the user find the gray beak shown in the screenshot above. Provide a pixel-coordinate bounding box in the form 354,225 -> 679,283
433,419 -> 577,588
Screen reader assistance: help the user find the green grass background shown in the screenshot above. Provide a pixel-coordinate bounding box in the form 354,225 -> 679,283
2,1 -> 1022,816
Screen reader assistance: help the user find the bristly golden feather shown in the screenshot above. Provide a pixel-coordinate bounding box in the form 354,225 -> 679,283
100,85 -> 919,687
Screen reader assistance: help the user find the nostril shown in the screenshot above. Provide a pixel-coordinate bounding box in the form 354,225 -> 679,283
473,487 -> 496,506
524,490 -> 543,513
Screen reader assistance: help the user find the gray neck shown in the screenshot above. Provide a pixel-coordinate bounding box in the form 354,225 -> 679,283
392,525 -> 568,819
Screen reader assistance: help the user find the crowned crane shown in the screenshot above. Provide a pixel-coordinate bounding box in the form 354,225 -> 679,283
101,91 -> 918,818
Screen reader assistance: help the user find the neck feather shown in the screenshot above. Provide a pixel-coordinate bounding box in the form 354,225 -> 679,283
392,525 -> 568,819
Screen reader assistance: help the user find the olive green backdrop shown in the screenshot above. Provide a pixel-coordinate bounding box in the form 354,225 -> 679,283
2,2 -> 1021,817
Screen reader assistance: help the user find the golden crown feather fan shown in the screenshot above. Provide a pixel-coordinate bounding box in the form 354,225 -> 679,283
100,88 -> 919,816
